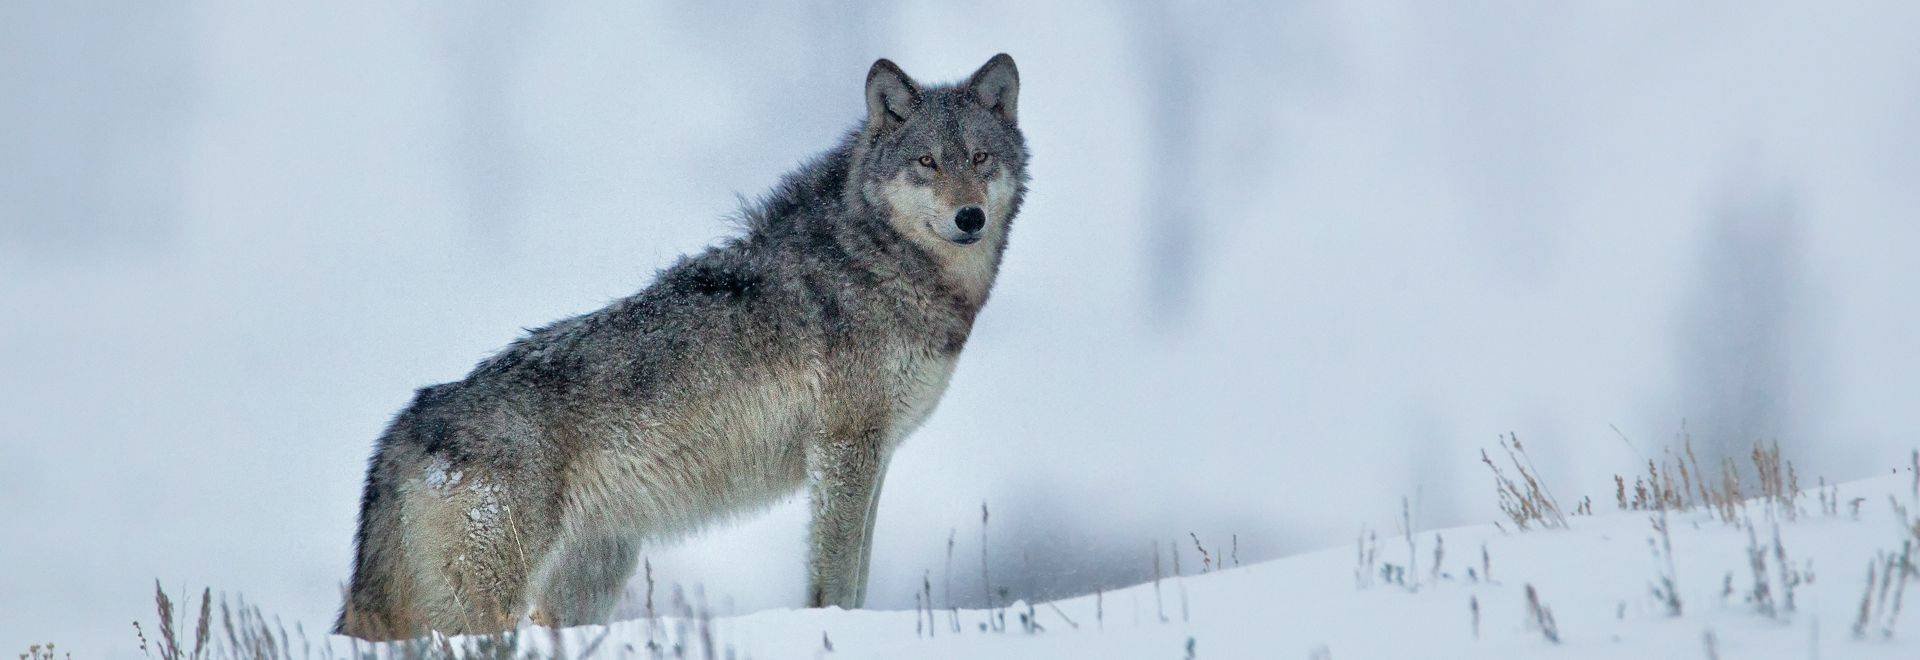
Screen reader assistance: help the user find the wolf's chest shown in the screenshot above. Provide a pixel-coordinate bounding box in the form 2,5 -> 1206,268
872,343 -> 959,440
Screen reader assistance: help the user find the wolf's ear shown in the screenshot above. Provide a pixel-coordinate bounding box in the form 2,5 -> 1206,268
968,53 -> 1019,123
865,59 -> 921,132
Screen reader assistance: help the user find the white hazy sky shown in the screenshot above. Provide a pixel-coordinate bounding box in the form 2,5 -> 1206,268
4,2 -> 1918,656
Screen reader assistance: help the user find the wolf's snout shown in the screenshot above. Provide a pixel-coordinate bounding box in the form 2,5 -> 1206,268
954,206 -> 986,234
931,206 -> 986,245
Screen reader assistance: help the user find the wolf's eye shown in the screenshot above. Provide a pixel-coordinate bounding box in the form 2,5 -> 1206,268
973,151 -> 992,165
917,155 -> 937,169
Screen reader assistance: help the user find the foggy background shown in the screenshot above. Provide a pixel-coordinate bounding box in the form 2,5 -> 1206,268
5,1 -> 1919,655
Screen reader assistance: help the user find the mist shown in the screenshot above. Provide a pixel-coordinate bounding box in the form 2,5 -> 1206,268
4,2 -> 1919,656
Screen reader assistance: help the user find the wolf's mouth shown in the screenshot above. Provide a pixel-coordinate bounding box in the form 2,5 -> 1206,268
926,221 -> 983,246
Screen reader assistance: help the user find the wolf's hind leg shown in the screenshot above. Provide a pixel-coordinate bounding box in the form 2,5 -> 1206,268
532,536 -> 640,626
400,471 -> 560,636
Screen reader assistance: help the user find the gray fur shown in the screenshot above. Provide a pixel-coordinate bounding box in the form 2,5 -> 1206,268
336,54 -> 1027,639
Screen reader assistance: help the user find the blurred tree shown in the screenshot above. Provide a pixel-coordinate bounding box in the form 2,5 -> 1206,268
1676,175 -> 1813,469
437,5 -> 539,251
1129,2 -> 1204,331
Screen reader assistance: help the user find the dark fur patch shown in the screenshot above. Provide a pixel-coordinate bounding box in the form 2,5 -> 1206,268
416,417 -> 463,461
670,261 -> 762,299
411,383 -> 451,406
941,327 -> 970,355
801,274 -> 844,332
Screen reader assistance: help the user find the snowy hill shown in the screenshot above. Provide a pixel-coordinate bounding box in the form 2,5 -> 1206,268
252,471 -> 1917,659
11,4 -> 1920,658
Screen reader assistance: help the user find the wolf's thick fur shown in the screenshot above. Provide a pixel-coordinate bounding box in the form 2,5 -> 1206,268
336,55 -> 1027,639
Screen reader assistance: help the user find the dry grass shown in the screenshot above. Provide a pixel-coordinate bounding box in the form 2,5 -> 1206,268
1612,437 -> 1809,527
1170,539 -> 1190,623
1398,497 -> 1418,587
1481,433 -> 1568,531
944,529 -> 961,633
16,643 -> 67,660
1468,595 -> 1480,640
1523,583 -> 1560,644
1616,434 -> 1707,514
1739,515 -> 1811,619
1852,543 -> 1914,639
133,580 -> 750,660
1353,526 -> 1379,589
1188,533 -> 1212,574
1494,434 -> 1920,642
1479,542 -> 1493,584
1852,498 -> 1920,640
977,502 -> 1008,633
1751,440 -> 1804,520
137,584 -> 327,660
1649,511 -> 1682,617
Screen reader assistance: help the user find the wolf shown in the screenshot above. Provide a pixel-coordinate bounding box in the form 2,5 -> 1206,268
335,54 -> 1027,639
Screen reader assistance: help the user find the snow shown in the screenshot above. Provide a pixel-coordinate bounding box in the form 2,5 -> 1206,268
324,473 -> 1920,659
424,457 -> 463,490
7,3 -> 1920,657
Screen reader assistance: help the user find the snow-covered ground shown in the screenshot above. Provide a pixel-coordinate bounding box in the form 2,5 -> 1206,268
285,471 -> 1916,659
9,3 -> 1920,658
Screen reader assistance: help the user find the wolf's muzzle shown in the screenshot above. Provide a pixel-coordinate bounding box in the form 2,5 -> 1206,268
952,206 -> 986,244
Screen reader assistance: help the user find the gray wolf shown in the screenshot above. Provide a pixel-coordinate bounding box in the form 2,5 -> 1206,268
336,54 -> 1027,639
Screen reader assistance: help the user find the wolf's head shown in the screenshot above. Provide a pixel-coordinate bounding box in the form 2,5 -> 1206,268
850,54 -> 1028,282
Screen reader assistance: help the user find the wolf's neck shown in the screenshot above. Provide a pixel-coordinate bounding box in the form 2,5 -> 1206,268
942,239 -> 1004,310
755,143 -> 857,233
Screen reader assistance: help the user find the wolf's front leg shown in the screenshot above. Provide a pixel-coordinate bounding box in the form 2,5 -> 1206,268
805,426 -> 890,608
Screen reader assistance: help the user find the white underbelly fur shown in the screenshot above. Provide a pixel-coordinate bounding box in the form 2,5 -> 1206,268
543,346 -> 956,549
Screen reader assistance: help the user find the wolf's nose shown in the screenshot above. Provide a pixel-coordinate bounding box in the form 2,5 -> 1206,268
954,206 -> 986,233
